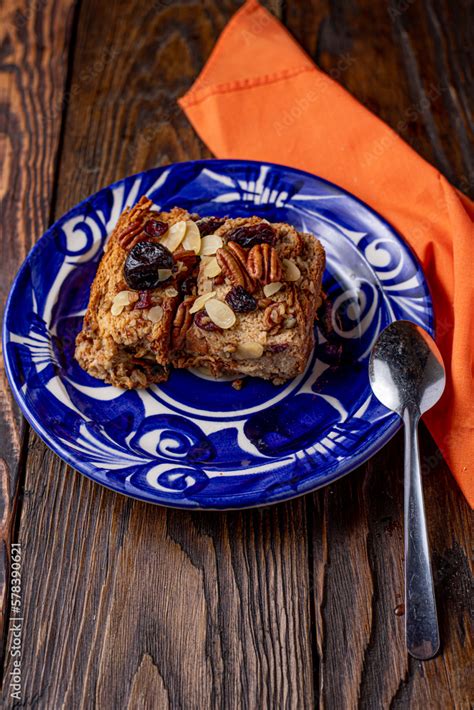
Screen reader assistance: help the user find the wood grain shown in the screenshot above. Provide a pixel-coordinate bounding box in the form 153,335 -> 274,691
2,441 -> 314,707
0,0 -> 472,708
0,0 -> 75,665
284,1 -> 473,707
284,0 -> 474,197
1,1 -> 314,707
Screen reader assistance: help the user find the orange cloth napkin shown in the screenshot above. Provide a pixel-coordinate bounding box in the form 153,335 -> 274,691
179,0 -> 474,506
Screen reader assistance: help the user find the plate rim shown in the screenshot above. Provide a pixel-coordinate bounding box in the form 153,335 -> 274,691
2,158 -> 434,509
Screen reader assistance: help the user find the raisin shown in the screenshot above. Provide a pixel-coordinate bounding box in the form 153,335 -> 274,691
180,276 -> 197,296
124,241 -> 174,290
134,290 -> 153,309
194,310 -> 222,332
225,286 -> 257,313
196,216 -> 226,236
144,219 -> 168,238
227,223 -> 275,249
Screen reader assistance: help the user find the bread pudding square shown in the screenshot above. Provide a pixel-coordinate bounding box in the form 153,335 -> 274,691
174,216 -> 325,384
75,197 -> 199,388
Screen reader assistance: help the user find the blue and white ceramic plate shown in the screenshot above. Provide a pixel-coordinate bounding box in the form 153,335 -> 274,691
3,160 -> 434,509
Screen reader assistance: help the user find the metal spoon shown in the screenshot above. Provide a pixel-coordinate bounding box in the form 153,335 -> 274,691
369,320 -> 445,660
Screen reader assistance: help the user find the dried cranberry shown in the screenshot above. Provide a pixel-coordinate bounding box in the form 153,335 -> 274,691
227,223 -> 275,249
144,219 -> 168,238
134,290 -> 153,309
225,286 -> 257,313
196,217 -> 226,236
124,241 -> 174,290
194,310 -> 222,332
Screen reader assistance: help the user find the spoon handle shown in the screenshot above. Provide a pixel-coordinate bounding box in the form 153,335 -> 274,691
403,407 -> 440,660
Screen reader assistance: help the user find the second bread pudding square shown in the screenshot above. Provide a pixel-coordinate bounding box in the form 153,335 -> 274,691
75,197 -> 199,388
175,216 -> 326,384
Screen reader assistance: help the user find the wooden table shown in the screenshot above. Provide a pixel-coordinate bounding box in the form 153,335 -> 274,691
1,1 -> 472,707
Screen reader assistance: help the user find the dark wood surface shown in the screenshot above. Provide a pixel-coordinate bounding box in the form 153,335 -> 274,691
0,0 -> 472,707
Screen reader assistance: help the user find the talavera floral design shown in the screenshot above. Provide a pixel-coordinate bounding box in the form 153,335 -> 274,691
4,160 -> 434,508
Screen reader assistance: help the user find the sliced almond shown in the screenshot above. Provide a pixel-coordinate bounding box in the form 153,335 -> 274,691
203,257 -> 222,279
235,342 -> 264,360
284,317 -> 297,329
158,268 -> 173,282
160,220 -> 187,252
282,259 -> 301,282
182,220 -> 201,254
111,290 -> 137,315
189,291 -> 216,314
205,299 -> 236,329
200,234 -> 223,256
164,287 -> 179,298
111,302 -> 125,317
263,281 -> 283,297
147,305 -> 164,323
114,290 -> 136,306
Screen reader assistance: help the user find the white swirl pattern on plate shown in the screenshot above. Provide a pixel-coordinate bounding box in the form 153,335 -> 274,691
3,160 -> 434,508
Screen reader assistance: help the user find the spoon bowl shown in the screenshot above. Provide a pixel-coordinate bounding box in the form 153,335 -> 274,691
369,320 -> 445,416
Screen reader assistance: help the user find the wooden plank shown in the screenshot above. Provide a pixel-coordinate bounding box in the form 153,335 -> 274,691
310,431 -> 473,709
6,450 -> 314,707
283,1 -> 473,707
284,0 -> 473,197
0,0 -> 76,664
1,1 -> 315,706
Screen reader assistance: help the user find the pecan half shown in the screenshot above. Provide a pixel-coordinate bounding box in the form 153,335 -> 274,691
129,196 -> 153,221
128,232 -> 151,250
286,284 -> 296,308
216,246 -> 255,292
118,219 -> 144,250
262,301 -> 286,330
173,249 -> 198,266
247,244 -> 282,285
226,241 -> 248,268
171,296 -> 196,351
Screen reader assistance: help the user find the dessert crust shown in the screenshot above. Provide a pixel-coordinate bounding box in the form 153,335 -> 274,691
75,198 -> 193,388
75,203 -> 326,388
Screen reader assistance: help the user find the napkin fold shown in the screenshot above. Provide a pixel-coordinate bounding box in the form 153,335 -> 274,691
179,0 -> 474,506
